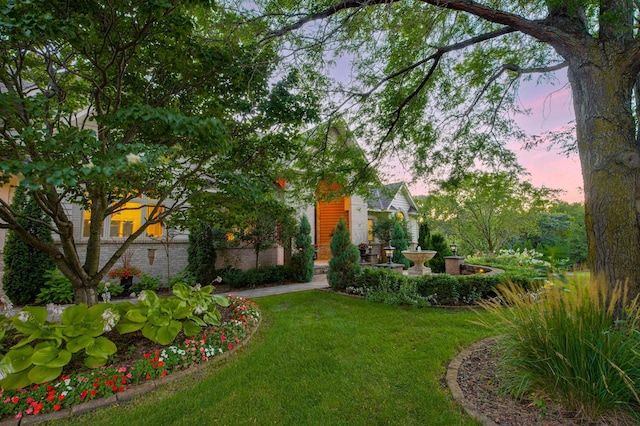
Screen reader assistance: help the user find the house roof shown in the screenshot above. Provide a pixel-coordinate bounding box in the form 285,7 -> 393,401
368,182 -> 418,214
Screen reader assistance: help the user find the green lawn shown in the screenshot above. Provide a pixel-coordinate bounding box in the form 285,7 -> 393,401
53,291 -> 495,425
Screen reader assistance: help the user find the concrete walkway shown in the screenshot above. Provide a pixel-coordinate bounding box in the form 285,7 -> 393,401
224,273 -> 330,298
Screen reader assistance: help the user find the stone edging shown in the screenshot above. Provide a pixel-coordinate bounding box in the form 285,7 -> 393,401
446,336 -> 500,426
1,315 -> 262,426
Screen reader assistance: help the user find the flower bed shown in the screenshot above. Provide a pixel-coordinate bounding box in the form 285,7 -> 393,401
0,296 -> 260,421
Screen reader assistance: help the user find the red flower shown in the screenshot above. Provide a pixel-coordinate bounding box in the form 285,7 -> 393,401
80,390 -> 89,400
11,396 -> 18,404
53,404 -> 61,411
90,390 -> 97,397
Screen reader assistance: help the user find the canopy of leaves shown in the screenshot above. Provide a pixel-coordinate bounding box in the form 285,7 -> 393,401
418,171 -> 560,254
251,0 -> 579,184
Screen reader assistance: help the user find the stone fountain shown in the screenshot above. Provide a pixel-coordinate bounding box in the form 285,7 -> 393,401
401,247 -> 437,275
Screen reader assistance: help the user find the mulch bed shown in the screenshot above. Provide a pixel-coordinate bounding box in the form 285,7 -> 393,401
456,338 -> 637,426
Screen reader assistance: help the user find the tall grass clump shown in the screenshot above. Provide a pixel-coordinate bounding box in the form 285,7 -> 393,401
482,276 -> 640,421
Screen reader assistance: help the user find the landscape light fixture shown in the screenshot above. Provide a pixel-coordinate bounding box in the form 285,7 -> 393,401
450,242 -> 458,257
147,248 -> 157,265
384,244 -> 395,264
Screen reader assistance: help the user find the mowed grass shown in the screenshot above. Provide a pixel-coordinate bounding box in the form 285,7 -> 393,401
52,291 -> 495,426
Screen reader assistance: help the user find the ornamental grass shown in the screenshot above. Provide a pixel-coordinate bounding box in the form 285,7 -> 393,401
481,276 -> 640,421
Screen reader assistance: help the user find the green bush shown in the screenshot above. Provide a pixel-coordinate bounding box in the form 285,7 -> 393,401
167,271 -> 198,289
427,233 -> 452,273
327,218 -> 362,290
35,270 -> 74,305
483,278 -> 640,421
130,275 -> 161,294
220,266 -> 288,289
289,215 -> 315,283
415,274 -> 460,305
187,224 -> 222,286
3,186 -> 56,305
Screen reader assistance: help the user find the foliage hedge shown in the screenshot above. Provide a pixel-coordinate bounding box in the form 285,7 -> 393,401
350,267 -> 540,306
220,266 -> 289,288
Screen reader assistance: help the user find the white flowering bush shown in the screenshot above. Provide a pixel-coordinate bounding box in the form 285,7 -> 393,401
467,248 -> 552,272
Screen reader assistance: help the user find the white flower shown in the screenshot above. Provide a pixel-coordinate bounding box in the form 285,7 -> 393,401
194,305 -> 204,315
138,291 -> 147,302
101,292 -> 111,303
194,284 -> 202,291
213,276 -> 223,283
83,161 -> 95,169
46,304 -> 63,318
126,153 -> 142,165
17,311 -> 31,322
101,308 -> 120,332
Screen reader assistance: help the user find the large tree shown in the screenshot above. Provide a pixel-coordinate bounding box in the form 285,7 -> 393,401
0,0 -> 320,304
419,172 -> 559,254
257,1 -> 640,300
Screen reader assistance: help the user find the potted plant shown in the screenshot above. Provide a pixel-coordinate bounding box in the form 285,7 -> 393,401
107,250 -> 141,293
358,243 -> 369,262
107,265 -> 141,293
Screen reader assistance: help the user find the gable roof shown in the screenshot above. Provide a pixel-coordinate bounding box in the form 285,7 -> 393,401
368,182 -> 418,214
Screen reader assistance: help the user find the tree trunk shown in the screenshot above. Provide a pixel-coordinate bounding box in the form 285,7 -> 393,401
568,53 -> 640,303
73,284 -> 99,306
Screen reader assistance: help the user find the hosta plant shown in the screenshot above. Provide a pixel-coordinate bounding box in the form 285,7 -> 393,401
0,304 -> 118,390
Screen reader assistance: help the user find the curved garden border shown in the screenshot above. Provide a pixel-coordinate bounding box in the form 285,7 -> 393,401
446,336 -> 500,426
0,310 -> 262,426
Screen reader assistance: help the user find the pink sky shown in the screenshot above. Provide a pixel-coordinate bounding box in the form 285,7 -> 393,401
405,74 -> 584,203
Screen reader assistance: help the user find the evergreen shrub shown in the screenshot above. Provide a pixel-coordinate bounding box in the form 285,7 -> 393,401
3,186 -> 56,305
289,215 -> 314,282
187,224 -> 221,285
327,218 -> 362,290
427,233 -> 452,273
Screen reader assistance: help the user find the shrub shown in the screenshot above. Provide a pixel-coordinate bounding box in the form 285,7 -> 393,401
187,224 -> 222,286
289,215 -> 315,282
427,233 -> 452,273
35,269 -> 73,304
482,277 -> 640,420
167,271 -> 198,289
327,218 -> 362,290
130,275 -> 161,294
415,274 -> 460,305
220,266 -> 288,288
390,221 -> 410,268
2,186 -> 56,305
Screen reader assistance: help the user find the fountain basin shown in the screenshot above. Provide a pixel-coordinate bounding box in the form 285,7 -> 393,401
401,250 -> 437,275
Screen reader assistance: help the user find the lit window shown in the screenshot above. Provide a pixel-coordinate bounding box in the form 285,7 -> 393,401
397,212 -> 404,219
145,205 -> 163,238
82,198 -> 163,239
110,203 -> 142,237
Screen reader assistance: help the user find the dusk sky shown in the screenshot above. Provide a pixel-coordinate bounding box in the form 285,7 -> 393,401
399,75 -> 583,203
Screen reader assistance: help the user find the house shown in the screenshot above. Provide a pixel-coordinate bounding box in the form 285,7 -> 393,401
0,115 -> 419,283
301,182 -> 419,261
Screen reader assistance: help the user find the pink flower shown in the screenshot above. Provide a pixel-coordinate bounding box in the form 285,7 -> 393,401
118,367 -> 127,373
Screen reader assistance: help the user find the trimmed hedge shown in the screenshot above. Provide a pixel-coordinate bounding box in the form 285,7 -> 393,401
220,266 -> 289,288
351,267 -> 540,306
